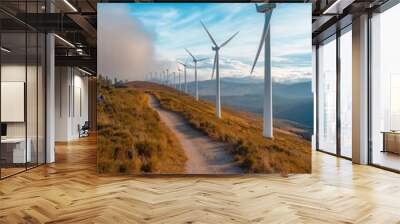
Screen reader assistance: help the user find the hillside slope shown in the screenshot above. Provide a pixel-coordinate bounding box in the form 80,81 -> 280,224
185,78 -> 313,129
131,81 -> 311,174
97,80 -> 187,174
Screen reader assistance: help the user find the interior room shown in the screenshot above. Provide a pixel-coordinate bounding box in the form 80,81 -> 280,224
0,9 -> 46,178
0,0 -> 96,179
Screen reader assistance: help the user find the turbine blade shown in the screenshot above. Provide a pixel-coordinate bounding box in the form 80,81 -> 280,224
211,53 -> 217,80
198,57 -> 208,62
220,31 -> 239,48
200,21 -> 218,46
250,14 -> 272,74
185,48 -> 195,60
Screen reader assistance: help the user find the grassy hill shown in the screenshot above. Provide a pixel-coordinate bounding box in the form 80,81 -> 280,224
97,78 -> 187,174
130,81 -> 311,174
201,94 -> 313,138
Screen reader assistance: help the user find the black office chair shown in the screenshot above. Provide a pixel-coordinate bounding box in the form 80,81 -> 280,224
79,121 -> 90,138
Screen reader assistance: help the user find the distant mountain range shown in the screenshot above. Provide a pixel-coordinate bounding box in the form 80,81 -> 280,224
185,77 -> 313,132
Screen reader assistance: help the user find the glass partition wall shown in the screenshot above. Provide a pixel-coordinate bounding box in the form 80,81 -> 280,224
317,35 -> 337,155
316,26 -> 352,159
0,3 -> 46,179
370,3 -> 400,171
339,27 -> 352,159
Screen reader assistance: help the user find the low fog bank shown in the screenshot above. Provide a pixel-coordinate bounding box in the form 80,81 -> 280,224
98,4 -> 157,81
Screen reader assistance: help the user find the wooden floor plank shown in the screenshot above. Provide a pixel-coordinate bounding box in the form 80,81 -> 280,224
0,136 -> 399,223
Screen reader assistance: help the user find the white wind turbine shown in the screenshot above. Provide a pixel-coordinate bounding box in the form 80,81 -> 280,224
172,72 -> 176,88
250,3 -> 275,139
162,70 -> 166,85
177,60 -> 189,93
185,49 -> 207,101
201,21 -> 239,119
177,67 -> 182,91
166,68 -> 170,86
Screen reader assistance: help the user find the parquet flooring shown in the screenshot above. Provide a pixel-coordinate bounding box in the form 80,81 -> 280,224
0,136 -> 399,223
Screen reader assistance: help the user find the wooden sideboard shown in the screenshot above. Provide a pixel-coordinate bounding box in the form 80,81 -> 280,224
382,131 -> 400,154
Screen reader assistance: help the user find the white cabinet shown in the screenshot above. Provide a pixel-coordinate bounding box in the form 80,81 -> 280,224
1,138 -> 32,163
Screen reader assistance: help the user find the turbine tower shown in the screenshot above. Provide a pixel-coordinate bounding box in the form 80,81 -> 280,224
161,70 -> 166,85
173,72 -> 176,89
178,68 -> 182,91
178,61 -> 189,93
201,21 -> 239,119
250,3 -> 275,139
166,69 -> 169,86
185,49 -> 207,101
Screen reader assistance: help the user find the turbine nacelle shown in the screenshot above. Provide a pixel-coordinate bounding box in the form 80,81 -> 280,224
255,3 -> 276,13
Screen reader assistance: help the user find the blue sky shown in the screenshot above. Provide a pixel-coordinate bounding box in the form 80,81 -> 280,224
98,3 -> 311,83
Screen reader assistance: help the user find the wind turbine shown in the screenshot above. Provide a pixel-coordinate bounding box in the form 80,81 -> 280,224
185,48 -> 207,101
166,69 -> 169,86
201,21 -> 239,119
177,67 -> 182,91
173,72 -> 176,89
163,70 -> 167,85
250,3 -> 275,139
178,60 -> 189,93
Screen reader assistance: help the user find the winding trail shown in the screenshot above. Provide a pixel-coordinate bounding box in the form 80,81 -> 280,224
148,94 -> 241,174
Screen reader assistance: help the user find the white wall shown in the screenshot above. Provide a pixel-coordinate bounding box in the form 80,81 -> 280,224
1,63 -> 46,164
55,66 -> 70,141
1,65 -> 26,135
55,67 -> 89,141
1,65 -> 39,138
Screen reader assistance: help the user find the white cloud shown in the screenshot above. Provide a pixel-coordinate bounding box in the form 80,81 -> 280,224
98,4 -> 156,81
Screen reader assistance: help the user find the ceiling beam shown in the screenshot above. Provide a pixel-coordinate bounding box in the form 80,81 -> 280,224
55,55 -> 96,72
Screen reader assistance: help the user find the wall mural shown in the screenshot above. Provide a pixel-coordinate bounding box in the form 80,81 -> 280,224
97,3 -> 312,174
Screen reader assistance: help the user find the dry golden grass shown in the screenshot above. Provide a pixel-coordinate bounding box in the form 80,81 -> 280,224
97,78 -> 187,174
130,81 -> 311,174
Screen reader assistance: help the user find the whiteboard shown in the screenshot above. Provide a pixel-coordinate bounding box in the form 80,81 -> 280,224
1,82 -> 25,122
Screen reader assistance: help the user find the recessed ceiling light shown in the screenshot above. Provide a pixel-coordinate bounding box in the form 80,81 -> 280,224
54,34 -> 75,48
322,0 -> 354,15
78,67 -> 93,76
1,47 -> 11,53
63,0 -> 78,12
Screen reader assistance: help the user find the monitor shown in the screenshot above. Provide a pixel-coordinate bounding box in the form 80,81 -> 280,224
1,123 -> 7,137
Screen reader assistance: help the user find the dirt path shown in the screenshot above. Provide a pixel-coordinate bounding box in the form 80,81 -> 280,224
147,94 -> 241,174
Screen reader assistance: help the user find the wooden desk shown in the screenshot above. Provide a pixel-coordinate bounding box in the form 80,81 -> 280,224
382,131 -> 400,154
1,138 -> 31,164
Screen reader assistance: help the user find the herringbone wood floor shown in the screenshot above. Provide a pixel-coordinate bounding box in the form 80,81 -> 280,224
1,136 -> 399,223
